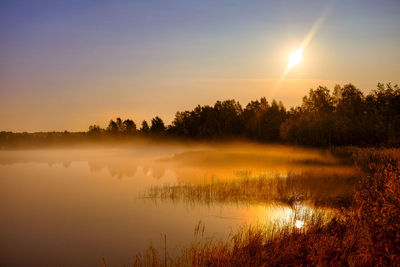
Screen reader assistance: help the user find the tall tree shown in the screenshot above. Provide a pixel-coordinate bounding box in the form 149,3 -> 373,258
150,117 -> 166,133
140,120 -> 150,133
107,119 -> 119,134
123,119 -> 136,135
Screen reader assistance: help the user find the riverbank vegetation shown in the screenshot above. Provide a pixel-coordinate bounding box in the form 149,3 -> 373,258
130,147 -> 400,266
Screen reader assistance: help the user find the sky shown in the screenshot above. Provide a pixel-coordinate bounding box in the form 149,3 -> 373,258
0,0 -> 399,132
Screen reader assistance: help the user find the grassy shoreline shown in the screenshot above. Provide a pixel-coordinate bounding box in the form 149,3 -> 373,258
128,147 -> 400,266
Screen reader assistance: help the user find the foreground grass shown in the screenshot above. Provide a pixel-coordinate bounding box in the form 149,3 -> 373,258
131,148 -> 400,266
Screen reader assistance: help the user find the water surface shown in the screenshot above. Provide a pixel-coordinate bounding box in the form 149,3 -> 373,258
0,142 -> 356,266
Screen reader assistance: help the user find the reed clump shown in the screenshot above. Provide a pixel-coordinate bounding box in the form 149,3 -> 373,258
145,171 -> 357,208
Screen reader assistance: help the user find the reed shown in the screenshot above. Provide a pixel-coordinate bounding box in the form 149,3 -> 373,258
129,148 -> 400,266
145,170 -> 358,208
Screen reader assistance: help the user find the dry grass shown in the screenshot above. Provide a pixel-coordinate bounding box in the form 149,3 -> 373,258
351,147 -> 400,172
145,171 -> 357,209
128,147 -> 400,266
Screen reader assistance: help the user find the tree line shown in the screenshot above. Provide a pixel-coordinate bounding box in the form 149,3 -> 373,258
86,82 -> 399,146
1,82 -> 399,148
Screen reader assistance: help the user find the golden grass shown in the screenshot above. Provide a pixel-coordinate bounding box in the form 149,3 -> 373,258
145,170 -> 358,208
127,147 -> 400,266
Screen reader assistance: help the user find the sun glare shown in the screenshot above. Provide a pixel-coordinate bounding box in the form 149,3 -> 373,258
288,49 -> 302,68
295,219 -> 304,229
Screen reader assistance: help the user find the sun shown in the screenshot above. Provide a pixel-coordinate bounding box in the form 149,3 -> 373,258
288,49 -> 303,68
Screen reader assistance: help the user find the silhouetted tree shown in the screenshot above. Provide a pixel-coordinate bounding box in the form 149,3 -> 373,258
123,119 -> 136,135
150,117 -> 165,133
242,98 -> 286,141
88,125 -> 102,136
107,119 -> 119,134
213,100 -> 243,137
242,97 -> 269,139
116,117 -> 124,132
76,82 -> 400,146
333,84 -> 365,145
140,120 -> 150,133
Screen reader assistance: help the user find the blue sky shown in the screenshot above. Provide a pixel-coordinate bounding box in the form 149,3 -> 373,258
1,0 -> 399,131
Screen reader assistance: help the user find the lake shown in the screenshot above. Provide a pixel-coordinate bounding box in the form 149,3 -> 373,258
0,142 -> 358,266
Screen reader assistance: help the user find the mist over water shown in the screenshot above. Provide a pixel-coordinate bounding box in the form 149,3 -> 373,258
0,142 -> 357,266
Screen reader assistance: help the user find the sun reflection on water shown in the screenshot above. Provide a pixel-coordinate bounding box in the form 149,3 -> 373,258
295,219 -> 304,229
248,202 -> 337,234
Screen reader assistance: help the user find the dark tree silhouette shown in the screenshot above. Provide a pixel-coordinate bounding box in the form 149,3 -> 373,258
106,117 -> 136,135
88,125 -> 102,135
107,119 -> 119,134
140,120 -> 150,133
116,117 -> 123,132
123,119 -> 136,135
89,83 -> 399,146
4,82 -> 398,149
150,117 -> 166,133
279,83 -> 400,146
241,98 -> 286,141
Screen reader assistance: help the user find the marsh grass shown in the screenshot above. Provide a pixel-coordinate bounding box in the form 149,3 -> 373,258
145,170 -> 358,208
131,210 -> 352,267
128,148 -> 400,266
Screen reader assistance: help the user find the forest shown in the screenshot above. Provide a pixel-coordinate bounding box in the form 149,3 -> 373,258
1,82 -> 399,148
